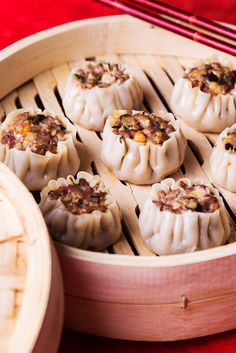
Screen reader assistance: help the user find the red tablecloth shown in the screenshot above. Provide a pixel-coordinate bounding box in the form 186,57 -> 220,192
1,1 -> 236,352
1,0 -> 235,49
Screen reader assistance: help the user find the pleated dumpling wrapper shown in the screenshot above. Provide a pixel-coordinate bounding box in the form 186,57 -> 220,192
101,110 -> 187,185
0,108 -> 80,191
210,123 -> 236,192
139,178 -> 230,255
171,56 -> 236,132
39,171 -> 122,251
62,60 -> 143,131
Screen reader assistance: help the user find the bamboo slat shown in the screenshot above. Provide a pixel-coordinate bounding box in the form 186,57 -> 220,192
1,15 -> 236,342
0,162 -> 63,352
0,191 -> 25,353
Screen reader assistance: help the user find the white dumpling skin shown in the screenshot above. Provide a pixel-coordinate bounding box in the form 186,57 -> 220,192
62,61 -> 143,131
210,124 -> 236,192
139,178 -> 231,255
101,110 -> 187,185
171,56 -> 236,133
0,108 -> 80,191
39,171 -> 122,251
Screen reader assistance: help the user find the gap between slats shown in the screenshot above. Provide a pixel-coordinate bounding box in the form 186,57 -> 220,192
54,61 -> 152,256
104,54 -> 236,234
147,54 -> 236,227
15,69 -> 139,256
157,55 -> 236,195
1,53 -> 236,256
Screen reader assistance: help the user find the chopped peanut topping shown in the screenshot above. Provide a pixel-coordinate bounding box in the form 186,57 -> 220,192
153,180 -> 220,214
111,111 -> 175,145
73,61 -> 129,89
185,62 -> 236,95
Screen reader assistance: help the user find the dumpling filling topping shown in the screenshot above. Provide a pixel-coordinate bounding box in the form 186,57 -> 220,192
0,112 -> 67,155
153,181 -> 219,214
222,129 -> 236,152
185,62 -> 236,95
111,111 -> 175,144
48,178 -> 108,215
73,61 -> 129,89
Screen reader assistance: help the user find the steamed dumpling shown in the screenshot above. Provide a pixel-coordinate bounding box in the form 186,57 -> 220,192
0,108 -> 80,190
139,178 -> 230,255
210,123 -> 236,192
101,110 -> 187,185
39,171 -> 122,251
171,57 -> 236,132
63,60 -> 143,131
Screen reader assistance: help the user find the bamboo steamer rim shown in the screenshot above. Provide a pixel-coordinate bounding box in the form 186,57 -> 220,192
1,15 -> 236,269
56,241 -> 236,267
1,15 -> 236,342
1,14 -> 232,99
0,162 -> 52,352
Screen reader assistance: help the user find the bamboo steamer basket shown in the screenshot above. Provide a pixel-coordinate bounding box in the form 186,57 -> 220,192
0,163 -> 64,352
1,15 -> 236,341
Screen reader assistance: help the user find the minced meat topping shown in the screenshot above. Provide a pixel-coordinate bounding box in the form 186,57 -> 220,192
185,62 -> 236,95
223,129 -> 236,152
153,180 -> 219,214
111,111 -> 175,144
0,112 -> 67,155
73,61 -> 129,89
48,178 -> 108,215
